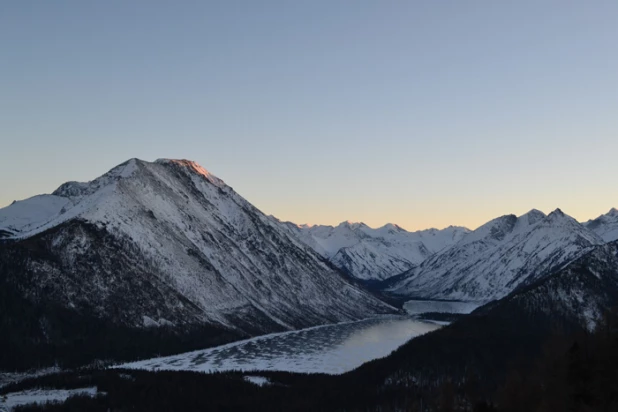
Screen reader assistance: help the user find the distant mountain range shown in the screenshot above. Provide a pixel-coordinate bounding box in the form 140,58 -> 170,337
277,206 -> 618,305
384,208 -> 606,301
277,220 -> 469,281
584,207 -> 618,242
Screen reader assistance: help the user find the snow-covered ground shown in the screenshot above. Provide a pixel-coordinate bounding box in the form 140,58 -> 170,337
403,300 -> 481,315
0,368 -> 61,390
585,208 -> 618,242
118,316 -> 440,375
243,376 -> 271,386
0,387 -> 97,412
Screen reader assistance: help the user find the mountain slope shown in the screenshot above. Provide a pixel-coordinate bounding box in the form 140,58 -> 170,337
477,240 -> 618,329
386,209 -> 604,301
0,158 -> 395,369
348,240 -> 618,398
280,221 -> 469,281
584,207 -> 618,243
6,242 -> 618,410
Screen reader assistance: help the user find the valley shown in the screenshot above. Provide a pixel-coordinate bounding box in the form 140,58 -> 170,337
2,158 -> 618,411
118,316 -> 441,374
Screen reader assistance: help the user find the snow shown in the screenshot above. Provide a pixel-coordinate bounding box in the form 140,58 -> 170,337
0,387 -> 97,411
584,207 -> 618,243
0,195 -> 71,236
389,209 -> 605,301
142,316 -> 159,327
278,219 -> 470,281
244,376 -> 271,386
154,159 -> 226,188
0,368 -> 61,390
1,158 -> 395,333
117,316 -> 440,375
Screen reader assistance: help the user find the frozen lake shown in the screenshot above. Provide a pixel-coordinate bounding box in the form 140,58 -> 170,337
119,316 -> 440,375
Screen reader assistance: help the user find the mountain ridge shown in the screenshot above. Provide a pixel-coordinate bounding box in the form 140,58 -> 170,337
0,158 -> 396,369
385,207 -> 605,301
277,218 -> 470,281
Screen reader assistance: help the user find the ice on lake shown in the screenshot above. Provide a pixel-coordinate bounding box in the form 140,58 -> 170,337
118,316 -> 440,375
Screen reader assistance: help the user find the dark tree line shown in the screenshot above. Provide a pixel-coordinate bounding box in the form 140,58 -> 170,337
0,271 -> 240,371
5,309 -> 618,411
0,222 -> 243,372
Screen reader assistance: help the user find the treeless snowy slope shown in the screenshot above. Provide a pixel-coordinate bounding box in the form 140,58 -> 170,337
388,209 -> 604,301
0,387 -> 98,411
0,195 -> 70,238
584,208 -> 618,243
278,220 -> 469,281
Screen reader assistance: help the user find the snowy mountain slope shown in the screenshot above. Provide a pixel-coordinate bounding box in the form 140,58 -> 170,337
386,209 -> 605,301
0,195 -> 71,239
0,159 -> 395,340
358,241 -> 618,392
584,207 -> 618,243
476,240 -> 618,330
279,220 -> 469,281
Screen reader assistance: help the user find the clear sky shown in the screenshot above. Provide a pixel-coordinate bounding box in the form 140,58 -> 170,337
1,1 -> 617,231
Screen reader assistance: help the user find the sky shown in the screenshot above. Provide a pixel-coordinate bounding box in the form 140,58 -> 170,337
1,1 -> 617,231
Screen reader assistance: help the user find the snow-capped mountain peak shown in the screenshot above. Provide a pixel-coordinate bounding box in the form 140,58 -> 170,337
1,158 -> 395,337
280,220 -> 470,281
387,209 -> 604,301
585,207 -> 618,243
523,208 -> 546,224
377,223 -> 406,234
53,158 -> 139,199
455,214 -> 517,247
155,158 -> 227,188
336,221 -> 369,231
547,207 -> 566,218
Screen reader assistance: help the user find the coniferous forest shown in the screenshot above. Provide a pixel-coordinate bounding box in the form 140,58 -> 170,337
3,308 -> 617,411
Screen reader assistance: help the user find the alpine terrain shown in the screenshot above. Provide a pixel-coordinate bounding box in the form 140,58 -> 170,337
584,207 -> 618,243
279,220 -> 469,281
385,209 -> 605,301
0,158 -> 395,370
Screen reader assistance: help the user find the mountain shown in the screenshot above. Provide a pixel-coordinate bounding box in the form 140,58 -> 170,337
477,239 -> 618,330
0,158 -> 395,370
386,208 -> 604,301
9,241 -> 618,411
279,220 -> 469,281
346,240 -> 618,404
584,207 -> 618,243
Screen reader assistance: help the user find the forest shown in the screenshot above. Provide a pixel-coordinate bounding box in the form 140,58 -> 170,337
3,309 -> 617,411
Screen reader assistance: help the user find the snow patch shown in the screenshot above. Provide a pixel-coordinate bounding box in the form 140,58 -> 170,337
0,387 -> 98,411
244,376 -> 271,386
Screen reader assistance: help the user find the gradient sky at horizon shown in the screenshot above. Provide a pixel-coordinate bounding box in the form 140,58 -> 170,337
1,1 -> 618,231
